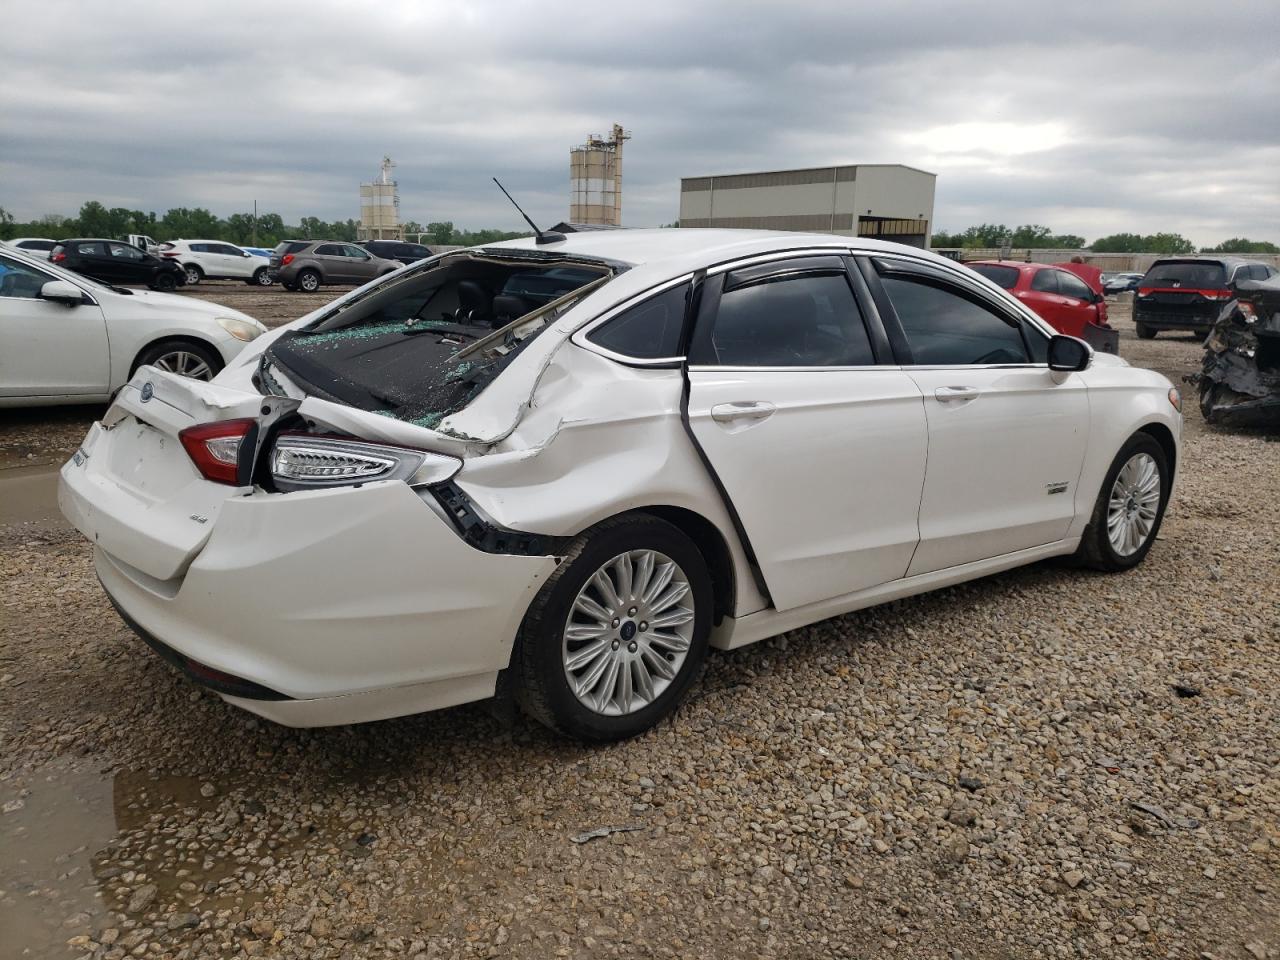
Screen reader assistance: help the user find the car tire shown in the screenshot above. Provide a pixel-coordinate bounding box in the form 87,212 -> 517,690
514,513 -> 713,742
151,273 -> 177,291
1135,322 -> 1155,340
1074,433 -> 1170,572
133,339 -> 223,381
184,264 -> 204,286
296,269 -> 321,292
250,267 -> 272,286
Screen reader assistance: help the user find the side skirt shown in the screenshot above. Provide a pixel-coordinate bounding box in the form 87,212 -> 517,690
710,537 -> 1080,651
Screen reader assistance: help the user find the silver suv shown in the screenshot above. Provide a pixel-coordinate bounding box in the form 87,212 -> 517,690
270,240 -> 401,292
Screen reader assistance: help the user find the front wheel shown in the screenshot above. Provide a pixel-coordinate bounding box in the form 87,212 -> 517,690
1075,433 -> 1170,571
514,514 -> 712,741
151,273 -> 177,291
134,339 -> 223,381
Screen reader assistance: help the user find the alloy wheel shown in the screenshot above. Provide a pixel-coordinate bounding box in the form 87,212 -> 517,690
299,273 -> 319,291
562,549 -> 695,716
184,266 -> 201,285
151,350 -> 214,381
1106,452 -> 1161,556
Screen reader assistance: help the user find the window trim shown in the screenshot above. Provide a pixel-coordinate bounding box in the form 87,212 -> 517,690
571,273 -> 696,368
0,253 -> 96,305
865,255 -> 1049,368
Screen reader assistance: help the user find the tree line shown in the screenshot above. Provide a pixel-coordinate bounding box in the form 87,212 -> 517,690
0,202 -> 530,249
929,222 -> 1277,254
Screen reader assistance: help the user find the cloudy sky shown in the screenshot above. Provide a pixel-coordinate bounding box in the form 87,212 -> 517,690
2,0 -> 1277,246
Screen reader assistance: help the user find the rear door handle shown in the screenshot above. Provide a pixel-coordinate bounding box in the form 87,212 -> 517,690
934,386 -> 980,402
711,401 -> 776,424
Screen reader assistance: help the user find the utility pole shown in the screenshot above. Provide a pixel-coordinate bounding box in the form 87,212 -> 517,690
252,200 -> 258,247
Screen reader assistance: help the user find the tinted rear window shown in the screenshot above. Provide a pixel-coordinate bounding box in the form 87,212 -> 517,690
1142,262 -> 1226,288
969,264 -> 1019,290
275,241 -> 311,256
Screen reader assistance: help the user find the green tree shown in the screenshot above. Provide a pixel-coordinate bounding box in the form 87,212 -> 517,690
0,205 -> 14,240
77,201 -> 115,237
424,221 -> 455,245
1146,232 -> 1195,254
1202,237 -> 1279,254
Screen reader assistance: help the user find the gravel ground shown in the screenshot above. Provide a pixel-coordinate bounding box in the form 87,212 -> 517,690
1,293 -> 1277,960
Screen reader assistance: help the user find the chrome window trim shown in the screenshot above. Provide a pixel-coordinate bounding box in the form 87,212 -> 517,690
705,246 -> 855,277
572,272 -> 696,367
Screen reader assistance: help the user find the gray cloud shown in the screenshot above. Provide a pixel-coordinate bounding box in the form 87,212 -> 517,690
2,0 -> 1277,246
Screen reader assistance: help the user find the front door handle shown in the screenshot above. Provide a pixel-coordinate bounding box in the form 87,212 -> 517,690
711,401 -> 776,424
934,386 -> 980,402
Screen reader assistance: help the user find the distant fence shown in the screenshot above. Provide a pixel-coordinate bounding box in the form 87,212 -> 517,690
932,248 -> 1280,272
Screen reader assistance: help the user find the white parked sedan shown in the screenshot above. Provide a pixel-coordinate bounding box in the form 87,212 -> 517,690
0,246 -> 267,406
58,230 -> 1182,740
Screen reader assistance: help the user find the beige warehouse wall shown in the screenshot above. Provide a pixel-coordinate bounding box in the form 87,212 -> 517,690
850,166 -> 935,220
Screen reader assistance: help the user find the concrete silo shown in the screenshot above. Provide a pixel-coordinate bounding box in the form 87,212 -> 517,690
569,124 -> 630,226
358,156 -> 404,241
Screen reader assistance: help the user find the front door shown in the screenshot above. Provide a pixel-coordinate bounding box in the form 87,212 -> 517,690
685,258 -> 928,613
106,242 -> 150,284
864,258 -> 1089,575
0,253 -> 109,397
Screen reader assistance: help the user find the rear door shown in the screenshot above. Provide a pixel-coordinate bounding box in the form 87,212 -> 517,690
861,255 -> 1089,575
1054,268 -> 1105,331
0,251 -> 109,396
73,241 -> 114,282
685,255 -> 928,612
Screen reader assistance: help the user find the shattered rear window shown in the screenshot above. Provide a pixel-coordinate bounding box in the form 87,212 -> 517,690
259,253 -> 613,431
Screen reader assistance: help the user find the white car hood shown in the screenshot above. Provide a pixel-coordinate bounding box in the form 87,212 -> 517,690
113,288 -> 257,325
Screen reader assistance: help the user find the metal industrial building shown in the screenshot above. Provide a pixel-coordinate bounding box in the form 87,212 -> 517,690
679,163 -> 936,247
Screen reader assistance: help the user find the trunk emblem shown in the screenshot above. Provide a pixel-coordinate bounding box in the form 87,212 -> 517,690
140,382 -> 154,402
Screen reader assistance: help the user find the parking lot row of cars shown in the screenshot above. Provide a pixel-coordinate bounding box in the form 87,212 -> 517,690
1,235 -> 439,291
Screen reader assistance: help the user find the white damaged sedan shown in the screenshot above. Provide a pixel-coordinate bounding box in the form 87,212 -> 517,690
59,230 -> 1182,740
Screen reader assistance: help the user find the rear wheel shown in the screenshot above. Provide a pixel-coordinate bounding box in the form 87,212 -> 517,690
250,267 -> 272,286
1075,433 -> 1169,572
296,269 -> 321,292
514,514 -> 712,741
1135,322 -> 1155,339
184,264 -> 203,286
134,340 -> 223,382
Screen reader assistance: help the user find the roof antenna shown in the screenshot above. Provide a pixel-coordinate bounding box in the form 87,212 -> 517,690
492,177 -> 565,245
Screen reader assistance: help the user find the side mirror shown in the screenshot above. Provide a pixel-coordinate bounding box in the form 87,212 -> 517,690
40,279 -> 86,305
242,251 -> 251,257
1048,335 -> 1091,372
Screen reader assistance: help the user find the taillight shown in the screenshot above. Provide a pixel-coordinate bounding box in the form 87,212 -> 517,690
179,418 -> 256,485
269,435 -> 461,492
1136,287 -> 1153,297
1203,291 -> 1232,301
162,251 -> 180,258
52,252 -> 66,263
281,254 -> 295,266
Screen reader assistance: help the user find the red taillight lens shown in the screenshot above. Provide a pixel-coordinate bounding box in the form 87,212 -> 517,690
178,418 -> 255,485
281,254 -> 294,266
162,251 -> 180,257
52,252 -> 66,262
1136,287 -> 1153,297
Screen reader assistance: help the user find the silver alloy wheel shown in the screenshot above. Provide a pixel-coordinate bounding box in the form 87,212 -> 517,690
151,350 -> 214,381
562,549 -> 696,716
1106,452 -> 1161,556
255,269 -> 272,286
184,265 -> 201,285
299,272 -> 319,291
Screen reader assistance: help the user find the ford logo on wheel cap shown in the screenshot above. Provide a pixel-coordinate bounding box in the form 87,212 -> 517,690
140,382 -> 154,402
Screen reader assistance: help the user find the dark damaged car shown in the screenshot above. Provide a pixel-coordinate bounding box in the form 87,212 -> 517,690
1134,257 -> 1276,339
1192,275 -> 1280,427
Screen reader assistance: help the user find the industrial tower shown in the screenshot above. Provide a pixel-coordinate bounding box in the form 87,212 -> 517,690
569,124 -> 630,226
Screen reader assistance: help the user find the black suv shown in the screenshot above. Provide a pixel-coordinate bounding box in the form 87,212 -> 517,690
1134,257 -> 1276,339
51,238 -> 187,290
359,240 -> 436,265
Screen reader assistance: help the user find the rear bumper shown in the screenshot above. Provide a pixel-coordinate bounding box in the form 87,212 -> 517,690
86,480 -> 559,726
1134,306 -> 1217,332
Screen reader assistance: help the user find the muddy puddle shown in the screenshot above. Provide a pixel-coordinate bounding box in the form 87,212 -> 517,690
0,464 -> 63,530
0,761 -> 262,958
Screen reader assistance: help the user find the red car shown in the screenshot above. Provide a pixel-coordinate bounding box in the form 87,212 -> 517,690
966,261 -> 1115,349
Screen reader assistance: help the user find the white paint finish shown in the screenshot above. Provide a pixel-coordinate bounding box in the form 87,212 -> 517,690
0,246 -> 262,405
905,366 -> 1090,575
850,166 -> 937,221
687,368 -> 928,612
57,228 -> 1184,728
712,537 -> 1080,650
91,480 -> 556,701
